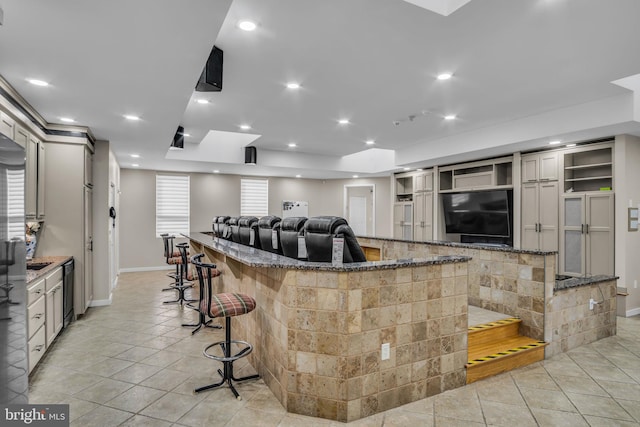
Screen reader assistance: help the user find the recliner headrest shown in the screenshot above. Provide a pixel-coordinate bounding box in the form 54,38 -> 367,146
280,217 -> 308,231
228,217 -> 239,226
216,216 -> 230,224
238,216 -> 258,227
258,215 -> 281,229
305,216 -> 348,234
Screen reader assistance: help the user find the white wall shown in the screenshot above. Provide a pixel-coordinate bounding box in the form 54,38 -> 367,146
614,134 -> 640,316
119,170 -> 390,270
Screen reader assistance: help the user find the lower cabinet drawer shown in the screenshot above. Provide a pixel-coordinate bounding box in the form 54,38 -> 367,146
28,326 -> 46,373
27,297 -> 46,339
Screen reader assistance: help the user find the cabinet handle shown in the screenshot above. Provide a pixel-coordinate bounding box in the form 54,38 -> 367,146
33,313 -> 43,319
35,289 -> 41,294
586,224 -> 589,234
581,224 -> 585,234
34,344 -> 44,352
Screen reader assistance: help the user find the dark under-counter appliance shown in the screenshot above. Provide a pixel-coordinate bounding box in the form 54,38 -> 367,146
63,258 -> 74,328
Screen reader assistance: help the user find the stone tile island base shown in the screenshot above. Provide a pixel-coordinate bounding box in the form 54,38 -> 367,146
187,234 -> 470,422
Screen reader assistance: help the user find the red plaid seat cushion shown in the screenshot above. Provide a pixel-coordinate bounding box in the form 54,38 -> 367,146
167,257 -> 183,265
205,293 -> 255,318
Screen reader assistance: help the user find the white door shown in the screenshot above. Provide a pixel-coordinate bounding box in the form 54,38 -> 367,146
348,196 -> 367,236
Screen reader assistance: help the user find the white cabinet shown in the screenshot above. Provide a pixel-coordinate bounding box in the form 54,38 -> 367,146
521,181 -> 559,251
560,193 -> 614,276
25,134 -> 45,219
563,146 -> 612,193
27,278 -> 46,373
522,152 -> 558,182
414,171 -> 433,192
84,147 -> 93,188
45,267 -> 63,347
393,202 -> 413,240
414,191 -> 433,241
0,111 -> 15,139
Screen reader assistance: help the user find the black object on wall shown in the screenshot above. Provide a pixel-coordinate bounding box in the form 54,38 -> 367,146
195,46 -> 223,92
245,146 -> 257,165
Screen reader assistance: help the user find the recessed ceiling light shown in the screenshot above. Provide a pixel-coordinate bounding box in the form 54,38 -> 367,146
566,143 -> 577,147
549,140 -> 561,145
444,115 -> 456,120
437,73 -> 453,80
59,117 -> 75,123
196,99 -> 210,104
240,124 -> 251,130
130,154 -> 140,158
403,167 -> 411,171
27,79 -> 49,87
124,115 -> 140,121
352,175 -> 359,178
288,143 -> 297,148
181,133 -> 191,137
286,82 -> 300,89
296,175 -> 301,178
238,20 -> 257,31
365,140 -> 375,145
338,119 -> 350,125
213,170 -> 220,173
132,163 -> 139,167
417,168 -> 424,171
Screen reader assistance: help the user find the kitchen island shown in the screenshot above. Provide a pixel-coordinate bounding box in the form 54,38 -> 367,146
185,232 -> 471,422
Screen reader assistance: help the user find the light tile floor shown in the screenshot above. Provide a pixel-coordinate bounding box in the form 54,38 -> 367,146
29,270 -> 640,426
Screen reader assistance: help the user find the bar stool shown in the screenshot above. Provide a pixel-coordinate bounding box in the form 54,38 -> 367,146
181,252 -> 222,334
160,234 -> 180,292
191,254 -> 259,400
163,243 -> 196,305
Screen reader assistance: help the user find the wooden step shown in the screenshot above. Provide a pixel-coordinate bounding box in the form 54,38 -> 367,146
468,317 -> 521,348
466,336 -> 547,384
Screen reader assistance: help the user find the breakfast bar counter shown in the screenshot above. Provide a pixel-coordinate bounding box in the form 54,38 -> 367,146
185,232 -> 471,422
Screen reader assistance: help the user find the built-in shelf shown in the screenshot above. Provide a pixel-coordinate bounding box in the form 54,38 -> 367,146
439,157 -> 513,192
563,145 -> 613,192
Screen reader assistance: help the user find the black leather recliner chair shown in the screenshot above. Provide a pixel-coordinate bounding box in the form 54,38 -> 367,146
228,217 -> 241,243
258,216 -> 282,254
280,217 -> 308,259
304,216 -> 367,263
238,216 -> 260,248
213,216 -> 230,237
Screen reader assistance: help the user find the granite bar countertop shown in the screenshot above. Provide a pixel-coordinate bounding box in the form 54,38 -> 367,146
554,275 -> 618,291
184,232 -> 471,272
26,256 -> 73,284
357,235 -> 557,256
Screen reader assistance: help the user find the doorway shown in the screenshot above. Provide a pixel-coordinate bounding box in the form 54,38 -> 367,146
344,184 -> 375,236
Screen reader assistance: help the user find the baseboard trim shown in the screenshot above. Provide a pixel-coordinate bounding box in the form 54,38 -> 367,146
626,307 -> 640,317
119,266 -> 172,273
89,295 -> 112,307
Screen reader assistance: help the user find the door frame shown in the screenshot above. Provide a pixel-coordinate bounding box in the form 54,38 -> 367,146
343,184 -> 375,236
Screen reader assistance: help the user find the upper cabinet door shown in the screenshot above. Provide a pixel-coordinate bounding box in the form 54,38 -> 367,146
25,136 -> 38,218
0,112 -> 15,140
84,147 -> 93,187
522,155 -> 539,182
37,142 -> 46,218
539,152 -> 559,181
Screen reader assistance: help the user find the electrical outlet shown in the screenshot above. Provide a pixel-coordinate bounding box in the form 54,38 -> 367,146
589,298 -> 598,310
381,343 -> 390,360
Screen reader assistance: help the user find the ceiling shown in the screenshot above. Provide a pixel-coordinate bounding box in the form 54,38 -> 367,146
1,0 -> 640,179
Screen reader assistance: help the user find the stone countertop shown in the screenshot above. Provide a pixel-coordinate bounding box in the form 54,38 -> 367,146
554,275 -> 618,291
26,256 -> 73,284
184,232 -> 471,272
356,235 -> 557,256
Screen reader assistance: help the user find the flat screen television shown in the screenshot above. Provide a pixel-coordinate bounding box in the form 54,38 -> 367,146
441,190 -> 512,237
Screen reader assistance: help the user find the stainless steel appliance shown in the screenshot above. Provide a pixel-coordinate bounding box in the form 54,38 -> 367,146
0,131 -> 27,404
63,258 -> 74,327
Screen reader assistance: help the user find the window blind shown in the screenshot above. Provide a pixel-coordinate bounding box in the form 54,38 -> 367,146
7,169 -> 25,240
156,174 -> 190,237
241,178 -> 268,217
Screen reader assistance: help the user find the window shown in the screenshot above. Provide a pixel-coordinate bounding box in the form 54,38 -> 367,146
241,178 -> 268,217
7,168 -> 25,240
156,174 -> 190,237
